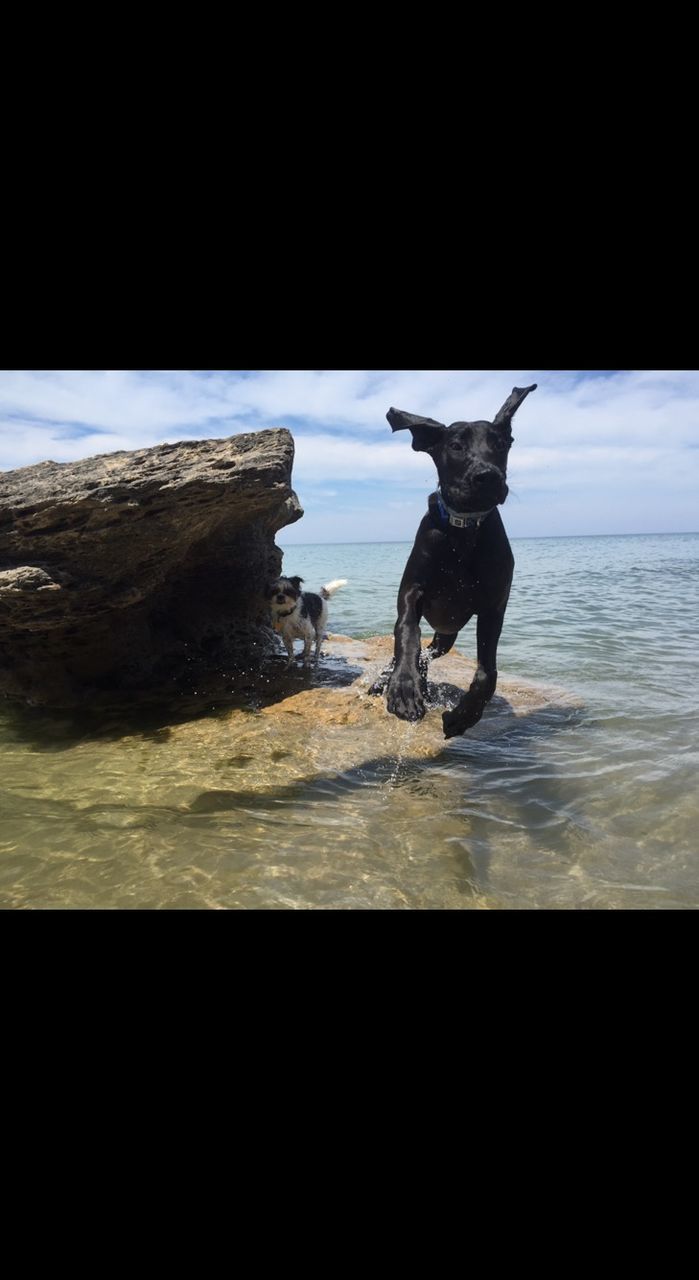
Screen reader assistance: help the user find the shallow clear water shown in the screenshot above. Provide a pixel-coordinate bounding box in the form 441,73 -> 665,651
2,532 -> 698,909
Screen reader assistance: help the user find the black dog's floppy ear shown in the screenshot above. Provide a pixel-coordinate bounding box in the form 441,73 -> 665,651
492,384 -> 537,428
387,406 -> 446,453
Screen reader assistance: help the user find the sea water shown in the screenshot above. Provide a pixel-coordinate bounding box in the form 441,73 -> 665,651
1,533 -> 698,909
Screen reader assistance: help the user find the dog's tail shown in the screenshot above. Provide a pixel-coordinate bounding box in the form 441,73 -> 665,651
320,579 -> 348,599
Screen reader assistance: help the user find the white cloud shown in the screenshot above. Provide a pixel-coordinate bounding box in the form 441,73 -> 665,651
291,432 -> 434,485
1,370 -> 698,537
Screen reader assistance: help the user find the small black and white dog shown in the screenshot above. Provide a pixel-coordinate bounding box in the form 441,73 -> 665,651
266,576 -> 348,667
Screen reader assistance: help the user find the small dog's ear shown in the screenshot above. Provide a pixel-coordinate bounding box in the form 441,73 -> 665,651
288,576 -> 304,590
387,407 -> 446,453
492,384 -> 537,428
263,582 -> 276,599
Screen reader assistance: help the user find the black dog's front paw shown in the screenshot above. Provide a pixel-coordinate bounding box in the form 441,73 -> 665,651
386,671 -> 425,722
442,697 -> 485,739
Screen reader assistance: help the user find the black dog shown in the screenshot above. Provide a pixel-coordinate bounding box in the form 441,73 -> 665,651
372,384 -> 537,739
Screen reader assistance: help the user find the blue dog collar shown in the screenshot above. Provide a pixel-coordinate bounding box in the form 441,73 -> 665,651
431,491 -> 494,531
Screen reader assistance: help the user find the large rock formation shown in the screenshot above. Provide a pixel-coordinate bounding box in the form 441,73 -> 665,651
0,429 -> 302,705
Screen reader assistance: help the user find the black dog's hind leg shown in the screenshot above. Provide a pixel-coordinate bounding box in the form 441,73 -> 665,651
442,610 -> 503,739
427,631 -> 458,659
368,657 -> 395,696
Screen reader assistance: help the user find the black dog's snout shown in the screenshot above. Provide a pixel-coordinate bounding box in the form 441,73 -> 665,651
473,468 -> 500,488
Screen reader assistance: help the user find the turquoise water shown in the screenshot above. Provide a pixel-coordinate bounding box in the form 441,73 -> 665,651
274,532 -> 699,907
281,532 -> 699,691
1,532 -> 698,909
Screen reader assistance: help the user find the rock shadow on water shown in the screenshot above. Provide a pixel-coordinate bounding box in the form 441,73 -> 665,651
0,630 -> 588,908
0,649 -> 365,751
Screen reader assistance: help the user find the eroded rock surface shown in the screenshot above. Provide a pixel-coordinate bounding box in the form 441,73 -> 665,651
0,429 -> 302,705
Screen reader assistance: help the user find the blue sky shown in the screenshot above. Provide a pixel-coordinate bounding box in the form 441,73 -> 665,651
1,370 -> 697,541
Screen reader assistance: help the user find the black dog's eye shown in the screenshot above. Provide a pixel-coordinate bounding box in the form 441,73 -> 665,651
450,439 -> 465,453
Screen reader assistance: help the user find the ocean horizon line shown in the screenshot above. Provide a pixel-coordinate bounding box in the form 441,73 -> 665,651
279,530 -> 699,547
